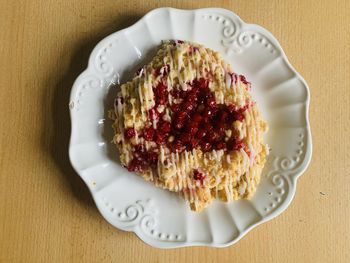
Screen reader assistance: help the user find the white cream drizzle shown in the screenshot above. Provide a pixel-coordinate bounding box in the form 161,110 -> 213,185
112,40 -> 268,211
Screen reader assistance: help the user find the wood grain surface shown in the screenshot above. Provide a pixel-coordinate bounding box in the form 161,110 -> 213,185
1,1 -> 349,262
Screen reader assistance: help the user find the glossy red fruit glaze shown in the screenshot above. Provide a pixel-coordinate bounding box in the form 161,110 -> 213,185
206,96 -> 217,108
170,103 -> 180,113
187,126 -> 198,136
190,138 -> 199,148
172,140 -> 184,152
195,78 -> 208,89
202,108 -> 214,122
156,82 -> 167,94
196,129 -> 207,139
226,104 -> 249,122
146,152 -> 158,166
193,169 -> 206,185
227,138 -> 244,151
124,128 -> 136,139
192,113 -> 202,123
179,133 -> 190,143
201,142 -> 212,152
183,101 -> 194,112
177,111 -> 188,119
174,115 -> 186,129
204,130 -> 217,142
213,131 -> 223,141
174,121 -> 184,130
232,107 -> 248,122
179,90 -> 187,99
187,122 -> 199,134
158,97 -> 167,105
155,133 -> 166,144
199,88 -> 211,100
186,92 -> 198,102
227,104 -> 237,113
218,110 -> 228,123
125,72 -> 251,172
202,122 -> 213,132
159,121 -> 171,134
215,142 -> 226,150
142,127 -> 154,141
127,158 -> 143,172
170,89 -> 181,99
153,82 -> 168,105
216,122 -> 225,133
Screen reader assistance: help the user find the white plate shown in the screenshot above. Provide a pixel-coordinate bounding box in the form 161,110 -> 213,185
69,7 -> 312,248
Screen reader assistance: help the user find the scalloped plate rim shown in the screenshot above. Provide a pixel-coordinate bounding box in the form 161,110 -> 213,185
68,7 -> 312,248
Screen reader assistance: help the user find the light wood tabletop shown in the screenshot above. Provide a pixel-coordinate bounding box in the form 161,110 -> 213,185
1,1 -> 349,262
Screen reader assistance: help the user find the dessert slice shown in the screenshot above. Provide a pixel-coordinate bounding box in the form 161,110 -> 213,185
110,40 -> 268,212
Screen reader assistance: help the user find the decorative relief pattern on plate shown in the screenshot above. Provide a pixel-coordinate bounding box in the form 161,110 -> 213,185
263,132 -> 305,214
94,39 -> 119,77
71,75 -> 102,111
202,14 -> 238,45
203,13 -> 276,54
102,198 -> 185,242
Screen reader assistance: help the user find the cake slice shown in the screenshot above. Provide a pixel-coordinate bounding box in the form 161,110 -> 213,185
110,40 -> 268,212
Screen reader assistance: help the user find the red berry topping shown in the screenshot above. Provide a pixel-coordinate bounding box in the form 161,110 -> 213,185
193,169 -> 206,185
146,152 -> 158,166
194,78 -> 208,89
155,133 -> 166,144
196,129 -> 207,139
206,96 -> 217,108
227,138 -> 244,151
124,128 -> 135,139
187,122 -> 199,135
215,142 -> 226,150
125,73 -> 250,173
159,121 -> 171,134
201,142 -> 212,152
172,140 -> 184,152
185,101 -> 195,112
190,138 -> 199,148
192,113 -> 202,123
142,127 -> 154,141
170,103 -> 180,113
179,133 -> 190,143
127,158 -> 143,172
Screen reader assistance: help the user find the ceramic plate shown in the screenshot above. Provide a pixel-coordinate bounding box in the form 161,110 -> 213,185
69,7 -> 312,248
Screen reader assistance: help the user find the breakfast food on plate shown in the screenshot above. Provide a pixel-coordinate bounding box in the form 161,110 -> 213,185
110,40 -> 268,212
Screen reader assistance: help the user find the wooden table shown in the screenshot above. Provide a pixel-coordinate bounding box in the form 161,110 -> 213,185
1,1 -> 349,262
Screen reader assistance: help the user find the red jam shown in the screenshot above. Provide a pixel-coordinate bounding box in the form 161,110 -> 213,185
126,65 -> 250,172
193,169 -> 206,185
124,128 -> 135,139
